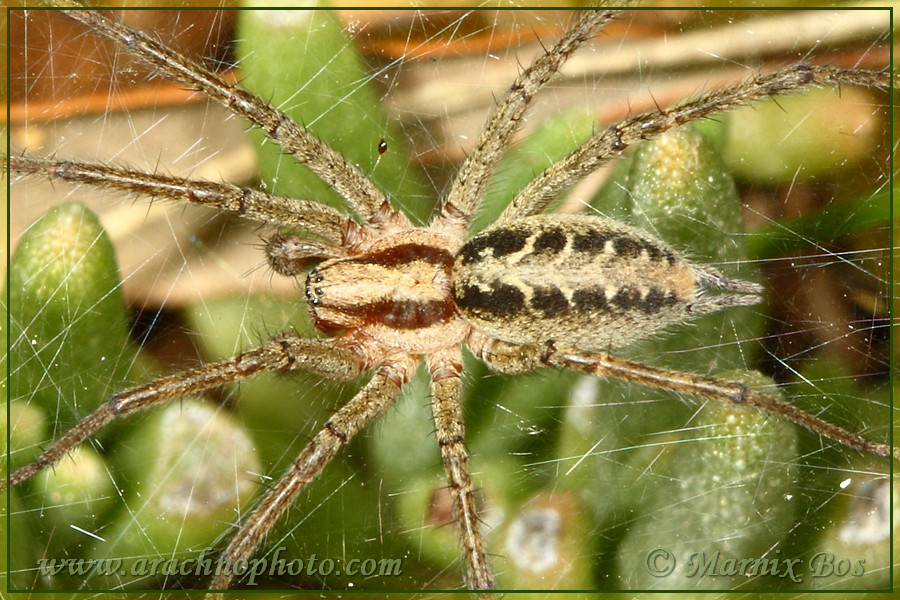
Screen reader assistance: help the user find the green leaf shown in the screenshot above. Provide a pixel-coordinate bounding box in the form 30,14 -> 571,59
475,106 -> 598,233
719,86 -> 883,183
237,3 -> 432,223
745,188 -> 890,261
7,202 -> 135,588
88,398 -> 260,588
617,372 -> 799,590
8,202 -> 133,432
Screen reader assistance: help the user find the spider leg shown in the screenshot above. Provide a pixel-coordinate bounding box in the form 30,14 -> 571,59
427,346 -> 493,590
439,9 -> 618,228
8,156 -> 350,244
265,232 -> 349,276
56,3 -> 393,225
499,65 -> 892,221
471,334 -> 894,460
2,334 -> 363,492
208,353 -> 419,592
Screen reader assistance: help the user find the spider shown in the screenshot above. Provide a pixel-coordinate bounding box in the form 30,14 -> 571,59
6,5 -> 893,594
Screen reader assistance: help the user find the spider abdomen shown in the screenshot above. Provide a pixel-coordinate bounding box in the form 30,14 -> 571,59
452,214 -> 758,351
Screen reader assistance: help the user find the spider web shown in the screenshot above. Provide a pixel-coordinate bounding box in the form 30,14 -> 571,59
6,6 -> 893,595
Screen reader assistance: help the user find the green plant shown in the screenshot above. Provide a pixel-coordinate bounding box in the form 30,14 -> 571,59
6,7 -> 891,595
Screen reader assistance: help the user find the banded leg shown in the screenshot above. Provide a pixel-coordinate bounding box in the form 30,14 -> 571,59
55,3 -> 392,224
427,347 -> 493,590
9,156 -> 350,244
2,334 -> 363,492
472,335 -> 895,460
439,9 -> 618,227
499,65 -> 892,221
209,354 -> 419,591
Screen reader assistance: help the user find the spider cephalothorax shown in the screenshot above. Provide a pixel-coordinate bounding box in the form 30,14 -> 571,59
299,227 -> 467,353
6,5 -> 892,595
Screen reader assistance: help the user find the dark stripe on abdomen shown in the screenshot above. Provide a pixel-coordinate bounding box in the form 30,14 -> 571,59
454,283 -> 526,317
456,283 -> 677,319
